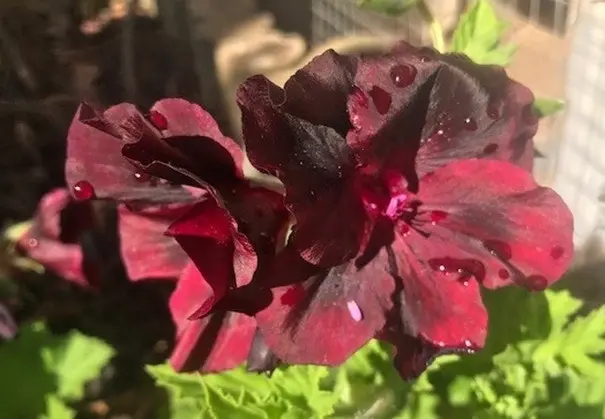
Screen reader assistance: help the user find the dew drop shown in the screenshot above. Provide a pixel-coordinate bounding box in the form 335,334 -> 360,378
429,210 -> 448,224
550,245 -> 564,260
26,238 -> 38,248
347,300 -> 363,322
483,143 -> 499,155
280,285 -> 305,307
149,110 -> 168,130
484,240 -> 512,261
369,86 -> 392,115
436,341 -> 445,348
498,269 -> 510,280
390,64 -> 417,87
428,258 -> 486,282
133,171 -> 151,182
463,339 -> 473,348
73,180 -> 95,201
463,117 -> 478,131
524,275 -> 548,291
351,87 -> 369,109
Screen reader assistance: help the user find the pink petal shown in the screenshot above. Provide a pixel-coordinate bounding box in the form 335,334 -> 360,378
118,203 -> 194,281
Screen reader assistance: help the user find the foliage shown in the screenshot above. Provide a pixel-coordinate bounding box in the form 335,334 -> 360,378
533,98 -> 566,118
0,322 -> 115,419
149,289 -> 605,418
357,0 -> 417,15
450,0 -> 516,66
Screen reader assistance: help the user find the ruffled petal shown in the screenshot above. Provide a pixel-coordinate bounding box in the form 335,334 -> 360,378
387,236 -> 488,379
347,41 -> 537,176
237,75 -> 368,266
169,263 -> 256,372
166,200 -> 257,318
413,159 -> 573,290
118,203 -> 194,281
255,249 -> 395,365
18,189 -> 92,287
65,103 -> 191,203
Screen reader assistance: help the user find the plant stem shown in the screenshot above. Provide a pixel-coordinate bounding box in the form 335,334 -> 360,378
417,0 -> 445,52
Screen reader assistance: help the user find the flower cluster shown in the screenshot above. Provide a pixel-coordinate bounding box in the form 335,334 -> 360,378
25,41 -> 573,380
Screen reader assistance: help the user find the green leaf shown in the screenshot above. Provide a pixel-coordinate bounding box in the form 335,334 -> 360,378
357,0 -> 417,15
532,98 -> 565,118
148,362 -> 339,419
450,0 -> 516,66
41,329 -> 115,400
0,322 -> 114,419
42,395 -> 76,419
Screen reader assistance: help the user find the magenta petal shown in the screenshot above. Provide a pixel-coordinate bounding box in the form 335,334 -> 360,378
18,189 -> 90,287
255,250 -> 395,365
169,263 -> 256,372
415,159 -> 574,290
347,41 -> 537,175
166,200 -> 257,316
118,203 -> 194,281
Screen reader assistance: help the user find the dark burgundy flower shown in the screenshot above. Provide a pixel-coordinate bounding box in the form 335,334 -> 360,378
237,41 -> 539,268
237,42 -> 574,378
18,188 -> 97,287
64,97 -> 289,371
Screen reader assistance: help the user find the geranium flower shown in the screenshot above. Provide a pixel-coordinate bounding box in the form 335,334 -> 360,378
64,98 -> 288,372
18,188 -> 97,287
236,41 -> 574,378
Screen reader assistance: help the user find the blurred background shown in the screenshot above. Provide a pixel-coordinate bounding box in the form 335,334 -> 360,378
0,0 -> 604,417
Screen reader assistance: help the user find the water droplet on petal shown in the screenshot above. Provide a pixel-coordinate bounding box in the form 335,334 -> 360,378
430,210 -> 448,224
498,269 -> 510,279
524,275 -> 548,291
390,64 -> 417,87
73,180 -> 95,201
347,300 -> 363,322
483,143 -> 499,155
26,238 -> 38,248
484,240 -> 512,261
463,117 -> 478,131
436,341 -> 445,347
280,285 -> 305,307
133,171 -> 151,182
428,258 -> 486,282
149,110 -> 168,130
369,86 -> 392,114
463,339 -> 473,348
550,245 -> 564,260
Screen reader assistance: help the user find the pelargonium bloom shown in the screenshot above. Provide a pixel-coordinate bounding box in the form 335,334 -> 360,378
236,41 -> 574,378
18,188 -> 97,287
64,98 -> 288,372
